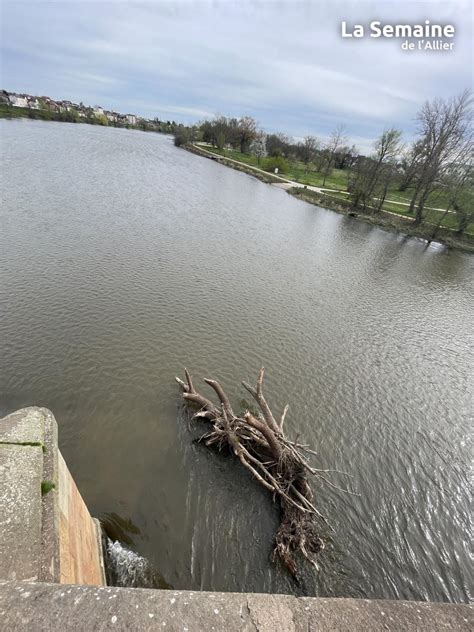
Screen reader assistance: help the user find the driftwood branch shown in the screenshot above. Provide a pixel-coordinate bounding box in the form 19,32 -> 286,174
175,368 -> 354,578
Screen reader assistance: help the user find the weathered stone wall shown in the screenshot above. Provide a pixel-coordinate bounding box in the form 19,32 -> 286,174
58,452 -> 105,585
0,407 -> 105,586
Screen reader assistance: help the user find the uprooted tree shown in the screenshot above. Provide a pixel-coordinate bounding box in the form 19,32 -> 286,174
176,367 -> 355,578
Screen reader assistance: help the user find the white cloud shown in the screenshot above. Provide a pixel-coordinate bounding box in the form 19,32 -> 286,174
1,0 -> 471,145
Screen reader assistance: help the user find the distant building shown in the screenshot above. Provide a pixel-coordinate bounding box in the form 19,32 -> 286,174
43,98 -> 60,112
58,100 -> 75,113
1,91 -> 156,131
104,110 -> 118,123
27,97 -> 40,110
0,90 -> 10,105
10,94 -> 28,108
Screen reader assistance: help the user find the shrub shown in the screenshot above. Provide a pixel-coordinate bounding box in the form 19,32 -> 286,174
174,128 -> 192,147
263,155 -> 290,174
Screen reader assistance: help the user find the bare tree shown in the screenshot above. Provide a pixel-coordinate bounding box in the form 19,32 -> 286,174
398,140 -> 426,191
408,91 -> 472,225
299,135 -> 319,172
266,133 -> 293,157
349,128 -> 402,212
321,124 -> 347,186
237,116 -> 258,154
334,144 -> 358,170
367,128 -> 403,198
374,164 -> 398,212
430,160 -> 473,240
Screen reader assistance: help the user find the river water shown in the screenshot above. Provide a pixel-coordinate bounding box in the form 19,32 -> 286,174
0,120 -> 472,602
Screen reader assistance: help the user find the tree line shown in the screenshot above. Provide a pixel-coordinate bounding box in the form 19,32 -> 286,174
175,115 -> 358,175
349,91 -> 472,234
174,90 -> 472,237
1,100 -> 181,134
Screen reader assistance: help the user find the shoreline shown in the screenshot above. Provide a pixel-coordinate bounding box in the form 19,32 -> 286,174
0,104 -> 171,136
2,113 -> 471,253
186,144 -> 474,253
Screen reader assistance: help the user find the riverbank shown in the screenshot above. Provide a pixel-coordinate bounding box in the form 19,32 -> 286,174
289,188 -> 474,252
186,142 -> 284,184
186,144 -> 474,253
0,104 -> 169,135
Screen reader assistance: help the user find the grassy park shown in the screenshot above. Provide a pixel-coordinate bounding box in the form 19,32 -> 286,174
196,144 -> 474,236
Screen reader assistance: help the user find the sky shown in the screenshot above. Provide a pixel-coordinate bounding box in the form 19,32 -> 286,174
1,0 -> 472,152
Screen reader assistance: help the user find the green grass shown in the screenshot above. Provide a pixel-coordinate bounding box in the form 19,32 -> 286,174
0,103 -> 79,123
383,188 -> 416,204
197,144 -> 348,190
197,143 -> 473,234
423,209 -> 473,233
0,105 -> 31,118
385,186 -> 456,210
381,201 -> 417,214
318,190 -> 351,203
199,145 -> 261,167
290,167 -> 349,190
41,480 -> 55,496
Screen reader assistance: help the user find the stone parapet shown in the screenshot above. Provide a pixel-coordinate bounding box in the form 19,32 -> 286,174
0,408 -> 105,586
0,581 -> 471,631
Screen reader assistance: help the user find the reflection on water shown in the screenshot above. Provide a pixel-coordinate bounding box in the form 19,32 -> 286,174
0,120 -> 472,602
101,512 -> 142,546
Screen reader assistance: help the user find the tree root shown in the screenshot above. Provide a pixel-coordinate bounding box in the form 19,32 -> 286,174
176,367 -> 355,578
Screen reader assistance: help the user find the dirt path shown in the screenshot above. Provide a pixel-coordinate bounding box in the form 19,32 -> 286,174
194,145 -> 453,214
194,144 -> 326,194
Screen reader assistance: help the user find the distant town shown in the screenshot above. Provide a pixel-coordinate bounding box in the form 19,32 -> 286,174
0,90 -> 181,133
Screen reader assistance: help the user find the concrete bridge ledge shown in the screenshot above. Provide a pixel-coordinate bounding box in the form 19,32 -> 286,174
0,407 -> 105,586
0,581 -> 471,631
